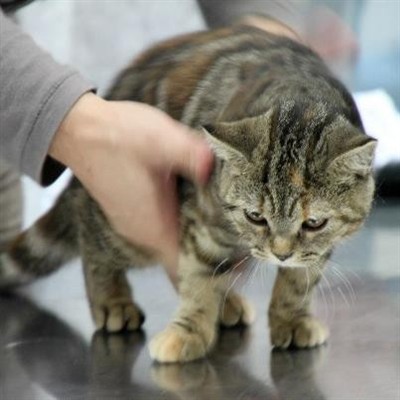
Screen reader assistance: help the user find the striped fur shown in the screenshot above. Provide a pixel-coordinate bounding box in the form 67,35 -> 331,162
0,25 -> 376,362
0,185 -> 78,288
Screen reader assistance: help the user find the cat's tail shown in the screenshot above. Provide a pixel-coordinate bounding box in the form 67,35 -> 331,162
0,188 -> 79,289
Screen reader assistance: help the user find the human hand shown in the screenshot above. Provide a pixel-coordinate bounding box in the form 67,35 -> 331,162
49,93 -> 213,284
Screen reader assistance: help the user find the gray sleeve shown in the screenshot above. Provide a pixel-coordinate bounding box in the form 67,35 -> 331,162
197,0 -> 306,32
0,9 -> 96,185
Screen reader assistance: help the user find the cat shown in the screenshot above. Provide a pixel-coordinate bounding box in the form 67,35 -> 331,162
0,24 -> 376,363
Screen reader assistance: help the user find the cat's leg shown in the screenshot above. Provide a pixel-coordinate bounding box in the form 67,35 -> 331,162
82,251 -> 144,333
219,291 -> 255,328
149,252 -> 229,363
268,265 -> 328,349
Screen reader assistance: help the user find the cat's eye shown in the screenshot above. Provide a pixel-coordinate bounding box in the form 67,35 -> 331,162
245,210 -> 268,226
302,217 -> 328,231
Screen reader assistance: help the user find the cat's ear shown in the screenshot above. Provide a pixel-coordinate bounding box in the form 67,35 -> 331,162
328,131 -> 377,179
201,109 -> 273,162
201,124 -> 249,162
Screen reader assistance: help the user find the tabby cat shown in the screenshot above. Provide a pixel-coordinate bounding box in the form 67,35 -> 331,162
0,24 -> 376,363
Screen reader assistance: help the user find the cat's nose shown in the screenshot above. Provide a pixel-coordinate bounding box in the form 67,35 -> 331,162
273,252 -> 293,262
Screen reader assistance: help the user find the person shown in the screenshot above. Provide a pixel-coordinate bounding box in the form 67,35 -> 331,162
0,1 -> 214,283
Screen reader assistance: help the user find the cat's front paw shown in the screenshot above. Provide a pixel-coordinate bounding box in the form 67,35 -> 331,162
92,300 -> 145,333
270,315 -> 328,349
220,292 -> 256,327
149,325 -> 216,363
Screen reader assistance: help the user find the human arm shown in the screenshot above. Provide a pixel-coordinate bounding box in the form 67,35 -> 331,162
1,7 -> 213,284
0,8 -> 95,185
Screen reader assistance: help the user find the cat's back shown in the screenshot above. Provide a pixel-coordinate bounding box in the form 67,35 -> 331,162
106,25 -> 326,120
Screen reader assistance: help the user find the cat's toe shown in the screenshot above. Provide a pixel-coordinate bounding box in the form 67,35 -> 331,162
149,325 -> 215,363
124,303 -> 145,330
270,316 -> 328,349
293,316 -> 328,348
220,292 -> 256,327
270,324 -> 293,349
93,301 -> 145,332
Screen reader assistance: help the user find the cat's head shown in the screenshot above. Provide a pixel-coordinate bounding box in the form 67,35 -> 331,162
203,105 -> 376,268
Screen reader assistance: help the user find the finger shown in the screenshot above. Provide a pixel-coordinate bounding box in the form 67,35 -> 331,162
155,175 -> 180,287
155,174 -> 179,248
161,124 -> 214,185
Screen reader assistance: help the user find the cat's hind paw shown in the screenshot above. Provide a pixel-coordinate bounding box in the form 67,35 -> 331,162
270,315 -> 328,349
149,325 -> 215,363
220,292 -> 256,328
92,300 -> 145,333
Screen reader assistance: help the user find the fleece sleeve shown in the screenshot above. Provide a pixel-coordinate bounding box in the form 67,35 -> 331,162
0,9 -> 95,185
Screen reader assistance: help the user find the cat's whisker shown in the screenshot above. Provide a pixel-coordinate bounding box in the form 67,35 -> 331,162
219,255 -> 250,300
320,272 -> 336,325
316,282 -> 328,323
341,266 -> 362,283
333,269 -> 356,305
323,275 -> 336,323
241,259 -> 256,290
210,257 -> 230,286
254,261 -> 262,287
221,271 -> 244,316
331,264 -> 357,300
244,258 -> 255,280
337,286 -> 351,308
247,259 -> 260,288
299,267 -> 310,308
240,261 -> 254,290
260,260 -> 269,291
329,257 -> 362,283
327,261 -> 357,306
229,255 -> 251,276
250,261 -> 260,285
235,255 -> 251,269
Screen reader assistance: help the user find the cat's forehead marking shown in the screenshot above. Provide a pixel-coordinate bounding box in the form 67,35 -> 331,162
289,167 -> 304,188
300,194 -> 311,221
263,185 -> 277,215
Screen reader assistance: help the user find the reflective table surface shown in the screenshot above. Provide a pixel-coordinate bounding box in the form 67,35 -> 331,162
1,201 -> 399,400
